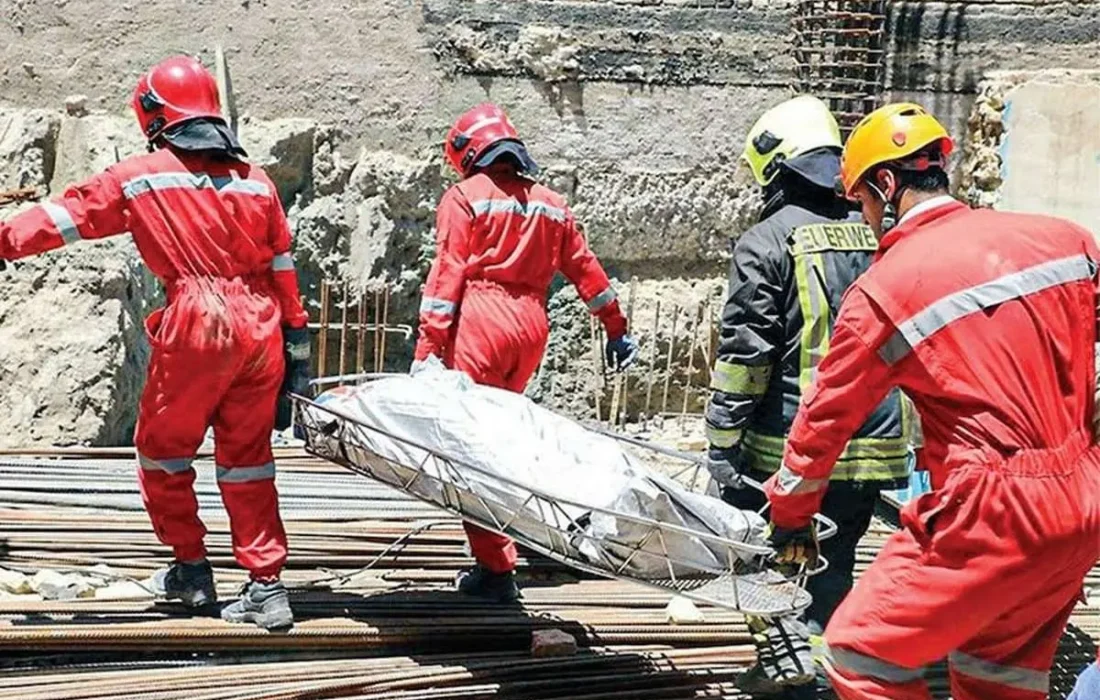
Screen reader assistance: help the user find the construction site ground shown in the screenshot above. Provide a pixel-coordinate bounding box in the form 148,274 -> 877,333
0,452 -> 1096,700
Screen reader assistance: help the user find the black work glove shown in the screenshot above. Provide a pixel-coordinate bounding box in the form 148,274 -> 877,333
767,522 -> 820,569
275,326 -> 312,432
706,445 -> 744,488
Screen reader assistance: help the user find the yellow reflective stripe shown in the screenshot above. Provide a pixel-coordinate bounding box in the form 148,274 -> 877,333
711,360 -> 771,395
744,430 -> 909,458
793,253 -> 816,389
793,253 -> 831,389
742,430 -> 909,479
790,223 -> 878,255
706,425 -> 742,449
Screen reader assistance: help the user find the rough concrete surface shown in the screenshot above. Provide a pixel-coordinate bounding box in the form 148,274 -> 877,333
959,69 -> 1100,236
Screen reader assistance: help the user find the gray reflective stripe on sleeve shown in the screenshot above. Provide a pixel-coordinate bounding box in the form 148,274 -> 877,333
587,288 -> 617,312
138,454 -> 195,474
824,643 -> 926,684
271,253 -> 295,272
220,179 -> 271,196
216,462 -> 276,483
42,202 -> 81,244
420,296 -> 456,317
470,199 -> 567,223
879,254 -> 1094,365
774,463 -> 829,496
123,172 -> 271,199
948,652 -> 1049,694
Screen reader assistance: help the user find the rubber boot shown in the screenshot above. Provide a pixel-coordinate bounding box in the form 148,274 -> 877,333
456,565 -> 521,603
151,560 -> 216,608
220,579 -> 294,630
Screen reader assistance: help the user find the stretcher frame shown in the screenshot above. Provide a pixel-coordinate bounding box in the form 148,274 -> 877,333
291,386 -> 835,616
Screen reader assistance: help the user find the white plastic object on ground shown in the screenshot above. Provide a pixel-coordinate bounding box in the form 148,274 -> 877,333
306,357 -> 767,579
665,595 -> 706,624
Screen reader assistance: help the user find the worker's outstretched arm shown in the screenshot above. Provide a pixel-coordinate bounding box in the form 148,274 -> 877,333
706,230 -> 786,454
266,191 -> 309,329
0,172 -> 129,260
765,287 -> 897,528
559,212 -> 627,339
415,188 -> 473,362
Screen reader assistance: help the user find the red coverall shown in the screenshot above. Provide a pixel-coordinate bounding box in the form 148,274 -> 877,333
415,166 -> 628,573
0,149 -> 308,580
765,199 -> 1100,700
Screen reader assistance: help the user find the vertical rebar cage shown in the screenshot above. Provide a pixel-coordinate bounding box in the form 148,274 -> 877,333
792,0 -> 889,135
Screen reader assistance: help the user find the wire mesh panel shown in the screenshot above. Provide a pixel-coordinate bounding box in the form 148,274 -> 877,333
792,0 -> 888,135
292,392 -> 837,616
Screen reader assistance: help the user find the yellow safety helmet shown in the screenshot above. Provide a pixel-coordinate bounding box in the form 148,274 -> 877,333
839,103 -> 954,198
742,95 -> 842,187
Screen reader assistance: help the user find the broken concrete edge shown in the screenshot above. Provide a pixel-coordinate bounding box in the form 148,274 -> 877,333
531,627 -> 579,657
957,69 -> 1100,211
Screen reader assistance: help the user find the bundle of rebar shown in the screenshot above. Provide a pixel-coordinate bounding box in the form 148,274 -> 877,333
0,453 -> 1095,699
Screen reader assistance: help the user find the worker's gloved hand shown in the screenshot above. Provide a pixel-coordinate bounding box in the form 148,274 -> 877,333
706,446 -> 744,488
276,326 -> 312,432
605,334 -> 639,372
768,522 -> 819,569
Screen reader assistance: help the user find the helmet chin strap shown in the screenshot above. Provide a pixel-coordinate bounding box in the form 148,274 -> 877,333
867,180 -> 905,234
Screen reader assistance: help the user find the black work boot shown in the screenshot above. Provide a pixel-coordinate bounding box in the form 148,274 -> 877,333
456,565 -> 521,603
746,615 -> 816,687
152,560 -> 216,608
220,579 -> 294,630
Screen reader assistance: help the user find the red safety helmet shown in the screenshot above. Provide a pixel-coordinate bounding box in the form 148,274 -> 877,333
132,56 -> 224,142
443,103 -> 538,177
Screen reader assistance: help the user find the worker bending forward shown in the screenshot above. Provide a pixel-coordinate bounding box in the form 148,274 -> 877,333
764,103 -> 1100,699
415,103 -> 638,602
0,56 -> 311,630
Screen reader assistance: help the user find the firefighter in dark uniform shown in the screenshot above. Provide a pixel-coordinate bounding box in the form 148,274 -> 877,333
705,96 -> 915,696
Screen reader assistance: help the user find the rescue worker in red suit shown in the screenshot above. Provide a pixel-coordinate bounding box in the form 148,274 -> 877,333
763,102 -> 1100,699
415,103 -> 639,602
0,56 -> 312,630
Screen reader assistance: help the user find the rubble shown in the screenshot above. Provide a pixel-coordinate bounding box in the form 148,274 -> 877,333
530,628 -> 579,657
63,95 -> 88,117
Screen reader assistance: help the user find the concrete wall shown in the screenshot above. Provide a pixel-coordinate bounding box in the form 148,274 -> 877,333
1,0 -> 1100,442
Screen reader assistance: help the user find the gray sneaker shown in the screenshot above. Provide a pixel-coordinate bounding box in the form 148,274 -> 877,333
220,579 -> 293,630
456,566 -> 522,603
152,560 -> 216,608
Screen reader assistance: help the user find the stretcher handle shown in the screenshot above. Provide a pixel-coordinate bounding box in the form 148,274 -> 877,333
586,423 -> 839,543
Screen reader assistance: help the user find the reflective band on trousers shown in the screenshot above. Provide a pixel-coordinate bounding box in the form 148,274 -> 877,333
824,643 -> 926,684
711,360 -> 771,396
879,254 -> 1094,365
138,453 -> 194,474
774,463 -> 829,495
949,651 -> 1050,694
42,202 -> 81,245
271,252 -> 295,272
470,199 -> 566,223
706,425 -> 742,449
216,462 -> 276,483
419,296 -> 456,317
587,288 -> 617,312
122,172 -> 271,200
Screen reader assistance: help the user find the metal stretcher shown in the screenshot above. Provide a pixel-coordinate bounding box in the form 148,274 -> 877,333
291,383 -> 834,617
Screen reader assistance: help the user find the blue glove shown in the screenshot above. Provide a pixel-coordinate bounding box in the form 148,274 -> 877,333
605,334 -> 639,372
276,326 -> 312,432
